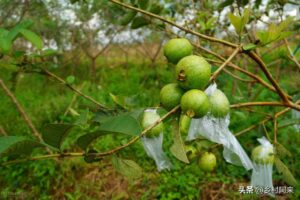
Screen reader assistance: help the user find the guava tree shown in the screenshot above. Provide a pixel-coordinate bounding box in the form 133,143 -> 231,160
0,0 -> 299,197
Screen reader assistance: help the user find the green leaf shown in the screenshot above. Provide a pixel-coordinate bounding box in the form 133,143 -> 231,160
119,10 -> 137,26
131,16 -> 150,29
228,8 -> 249,36
77,114 -> 141,149
111,156 -> 142,179
138,0 -> 149,9
218,0 -> 234,10
0,37 -> 11,54
148,3 -> 163,14
241,8 -> 250,28
97,114 -> 141,136
75,109 -> 89,126
7,20 -> 33,42
275,157 -> 298,186
170,120 -> 189,164
66,75 -> 75,85
274,142 -> 292,158
42,49 -> 58,56
0,136 -> 43,157
228,13 -> 242,35
76,131 -> 110,150
19,29 -> 43,49
242,43 -> 257,51
42,124 -> 74,149
109,93 -> 127,109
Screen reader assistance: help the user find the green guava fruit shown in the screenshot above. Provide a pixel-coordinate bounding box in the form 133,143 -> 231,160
185,145 -> 198,161
198,152 -> 217,172
209,89 -> 230,118
251,145 -> 274,165
141,110 -> 164,138
179,114 -> 191,135
160,83 -> 185,110
163,38 -> 193,64
180,89 -> 210,118
175,55 -> 211,90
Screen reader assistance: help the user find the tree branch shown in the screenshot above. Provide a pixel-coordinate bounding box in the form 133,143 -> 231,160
246,51 -> 290,103
0,79 -> 42,141
108,0 -> 237,48
210,47 -> 240,81
40,69 -> 108,110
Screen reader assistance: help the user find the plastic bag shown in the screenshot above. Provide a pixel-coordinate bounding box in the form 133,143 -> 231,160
186,83 -> 253,170
251,137 -> 274,197
141,109 -> 172,171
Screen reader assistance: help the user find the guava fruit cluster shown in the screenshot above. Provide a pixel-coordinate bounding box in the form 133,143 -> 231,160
160,38 -> 230,119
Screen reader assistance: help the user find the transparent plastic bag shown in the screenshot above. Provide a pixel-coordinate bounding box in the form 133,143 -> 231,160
251,137 -> 274,197
141,109 -> 172,171
186,83 -> 253,170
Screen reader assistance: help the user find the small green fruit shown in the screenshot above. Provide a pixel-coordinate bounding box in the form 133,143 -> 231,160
163,38 -> 193,64
180,89 -> 210,118
209,89 -> 230,118
160,83 -> 184,110
198,152 -> 217,172
141,110 -> 163,138
176,55 -> 211,90
251,145 -> 274,164
179,114 -> 191,135
185,145 -> 198,161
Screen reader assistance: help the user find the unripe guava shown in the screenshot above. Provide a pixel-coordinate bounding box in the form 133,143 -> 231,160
175,55 -> 211,90
163,38 -> 193,64
179,114 -> 191,135
160,83 -> 184,110
141,110 -> 163,138
251,145 -> 274,164
180,89 -> 210,118
209,89 -> 230,118
185,145 -> 197,161
198,152 -> 217,172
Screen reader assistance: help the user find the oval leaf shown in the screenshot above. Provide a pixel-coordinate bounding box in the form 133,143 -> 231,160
42,124 -> 74,149
0,136 -> 43,157
170,120 -> 189,163
112,156 -> 142,179
20,29 -> 43,49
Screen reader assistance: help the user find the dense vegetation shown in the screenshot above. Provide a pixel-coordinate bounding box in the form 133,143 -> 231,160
0,0 -> 299,199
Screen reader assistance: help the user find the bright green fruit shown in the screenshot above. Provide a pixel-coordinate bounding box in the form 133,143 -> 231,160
179,114 -> 191,135
180,89 -> 210,118
160,83 -> 184,110
209,89 -> 230,118
163,38 -> 193,64
185,145 -> 198,161
141,110 -> 163,138
176,55 -> 211,90
252,145 -> 274,164
198,152 -> 217,172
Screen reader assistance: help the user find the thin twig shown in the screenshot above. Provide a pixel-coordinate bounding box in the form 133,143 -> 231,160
210,47 -> 240,81
246,51 -> 290,103
41,69 -> 108,110
108,0 -> 237,48
0,79 -> 42,141
63,82 -> 86,116
223,68 -> 256,83
230,101 -> 288,109
284,38 -> 300,70
0,125 -> 8,136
